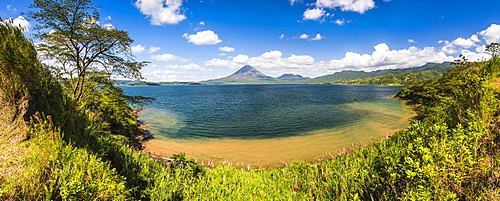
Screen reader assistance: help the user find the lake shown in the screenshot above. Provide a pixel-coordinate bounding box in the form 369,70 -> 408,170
122,84 -> 413,168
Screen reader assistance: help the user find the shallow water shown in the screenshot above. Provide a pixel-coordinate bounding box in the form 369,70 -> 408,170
122,84 -> 413,168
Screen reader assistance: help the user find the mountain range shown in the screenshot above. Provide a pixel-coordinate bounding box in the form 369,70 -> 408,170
121,63 -> 454,86
200,63 -> 453,85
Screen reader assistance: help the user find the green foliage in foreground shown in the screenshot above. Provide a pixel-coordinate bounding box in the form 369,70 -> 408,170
3,22 -> 500,200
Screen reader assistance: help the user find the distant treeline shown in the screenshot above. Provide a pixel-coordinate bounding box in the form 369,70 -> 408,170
307,62 -> 453,85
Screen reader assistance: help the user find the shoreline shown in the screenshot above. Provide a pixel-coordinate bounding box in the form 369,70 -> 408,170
131,97 -> 415,169
138,114 -> 412,169
129,108 -> 154,150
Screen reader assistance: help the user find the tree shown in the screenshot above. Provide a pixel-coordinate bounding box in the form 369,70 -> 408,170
486,42 -> 500,57
25,0 -> 146,101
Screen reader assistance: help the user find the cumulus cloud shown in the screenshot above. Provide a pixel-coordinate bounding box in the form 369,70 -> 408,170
310,34 -> 325,41
232,54 -> 250,64
439,35 -> 479,54
205,50 -> 316,70
479,24 -> 500,44
199,21 -> 205,25
183,30 -> 222,45
164,63 -> 212,71
150,53 -> 190,62
202,24 -> 500,78
134,0 -> 186,25
130,44 -> 146,54
299,34 -> 309,39
219,46 -> 235,52
460,49 -> 491,62
303,8 -> 326,21
315,0 -> 375,14
297,33 -> 324,41
148,46 -> 161,53
205,44 -> 453,74
434,24 -> 499,61
321,43 -> 454,71
143,70 -> 185,81
279,34 -> 285,39
333,19 -> 345,25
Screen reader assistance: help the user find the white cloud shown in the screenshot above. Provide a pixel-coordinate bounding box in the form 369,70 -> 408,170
299,34 -> 309,39
220,53 -> 227,56
150,53 -> 190,62
321,43 -> 453,71
289,0 -> 300,5
479,24 -> 500,44
475,45 -> 486,53
103,23 -> 114,30
303,8 -> 326,21
460,49 -> 491,62
315,0 -> 375,14
199,21 -> 205,25
453,37 -> 477,48
164,63 -> 212,71
439,36 -> 479,54
219,46 -> 235,52
205,44 -> 453,74
105,16 -> 112,20
131,44 -> 146,54
279,34 -> 285,39
333,19 -> 345,25
297,33 -> 324,41
6,5 -> 17,11
205,50 -> 316,70
134,0 -> 186,25
310,34 -> 325,41
143,70 -> 185,81
148,46 -> 161,53
408,39 -> 416,43
9,16 -> 30,32
183,30 -> 222,45
232,54 -> 250,64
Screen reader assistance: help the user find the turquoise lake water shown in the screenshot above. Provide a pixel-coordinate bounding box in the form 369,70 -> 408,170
122,84 -> 413,167
123,84 -> 408,139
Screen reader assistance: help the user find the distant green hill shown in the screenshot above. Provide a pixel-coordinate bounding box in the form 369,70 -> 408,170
307,62 -> 453,85
276,74 -> 311,81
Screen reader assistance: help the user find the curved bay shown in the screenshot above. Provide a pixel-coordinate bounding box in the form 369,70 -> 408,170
122,84 -> 413,167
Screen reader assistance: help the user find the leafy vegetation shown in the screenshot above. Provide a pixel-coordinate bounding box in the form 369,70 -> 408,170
3,1 -> 500,199
25,0 -> 147,101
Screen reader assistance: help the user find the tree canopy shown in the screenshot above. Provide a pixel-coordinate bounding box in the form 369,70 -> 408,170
25,0 -> 146,101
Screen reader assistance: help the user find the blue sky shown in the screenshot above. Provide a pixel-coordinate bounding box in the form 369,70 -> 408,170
2,0 -> 500,82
